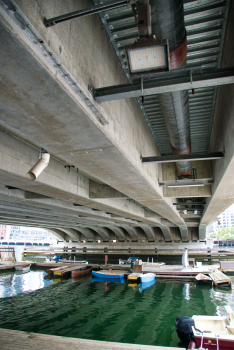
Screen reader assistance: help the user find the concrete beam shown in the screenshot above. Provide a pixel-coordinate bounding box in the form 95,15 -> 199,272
144,209 -> 161,219
59,228 -> 80,240
0,1 -> 186,227
198,224 -> 206,241
158,225 -> 172,242
140,225 -> 155,241
47,228 -> 67,241
162,161 -> 212,198
201,2 -> 234,228
105,226 -> 126,240
75,228 -> 96,240
92,227 -> 109,240
89,180 -> 127,199
24,191 -> 51,200
178,225 -> 189,242
121,226 -> 138,241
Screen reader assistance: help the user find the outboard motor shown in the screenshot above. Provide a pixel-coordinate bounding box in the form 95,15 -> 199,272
175,316 -> 195,345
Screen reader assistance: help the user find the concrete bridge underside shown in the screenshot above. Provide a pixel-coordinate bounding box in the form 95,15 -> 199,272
0,0 -> 234,249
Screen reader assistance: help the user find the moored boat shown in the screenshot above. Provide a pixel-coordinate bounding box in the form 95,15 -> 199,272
71,265 -> 92,278
195,273 -> 212,283
140,273 -> 156,283
175,305 -> 234,350
15,264 -> 31,272
44,265 -> 70,275
92,270 -> 125,279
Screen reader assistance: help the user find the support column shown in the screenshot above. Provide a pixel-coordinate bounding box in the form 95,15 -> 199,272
178,225 -> 189,242
158,225 -> 172,242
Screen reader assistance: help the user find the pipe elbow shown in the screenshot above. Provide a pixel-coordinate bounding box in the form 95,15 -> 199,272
27,153 -> 50,181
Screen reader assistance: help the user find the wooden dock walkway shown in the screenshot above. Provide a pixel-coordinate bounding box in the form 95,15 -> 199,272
53,265 -> 88,277
0,328 -> 184,350
1,261 -> 231,285
209,269 -> 232,287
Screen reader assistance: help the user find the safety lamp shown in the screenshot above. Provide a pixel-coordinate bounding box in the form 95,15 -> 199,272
125,38 -> 170,76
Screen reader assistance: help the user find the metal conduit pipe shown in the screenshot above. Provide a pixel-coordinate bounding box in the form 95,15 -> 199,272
149,0 -> 192,175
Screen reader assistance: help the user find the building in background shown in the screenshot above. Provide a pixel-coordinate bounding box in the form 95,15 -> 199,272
207,204 -> 234,234
7,226 -> 58,243
0,225 -> 9,240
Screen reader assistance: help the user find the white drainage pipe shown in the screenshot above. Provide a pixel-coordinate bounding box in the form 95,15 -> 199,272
27,152 -> 50,180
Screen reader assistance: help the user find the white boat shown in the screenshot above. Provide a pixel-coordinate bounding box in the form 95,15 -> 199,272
15,264 -> 31,272
182,248 -> 189,268
195,273 -> 212,283
175,305 -> 234,350
140,273 -> 156,283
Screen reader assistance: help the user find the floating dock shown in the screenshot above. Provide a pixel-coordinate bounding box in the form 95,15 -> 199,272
53,265 -> 88,277
1,328 -> 185,350
0,261 -> 232,286
209,269 -> 232,287
127,273 -> 142,281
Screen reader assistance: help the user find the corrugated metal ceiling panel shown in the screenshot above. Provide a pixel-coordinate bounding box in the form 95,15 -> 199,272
95,0 -> 230,155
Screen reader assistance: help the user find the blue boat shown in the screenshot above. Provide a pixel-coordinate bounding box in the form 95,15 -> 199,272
92,277 -> 125,284
92,270 -> 125,279
126,257 -> 139,263
140,273 -> 156,283
52,254 -> 63,262
139,279 -> 156,291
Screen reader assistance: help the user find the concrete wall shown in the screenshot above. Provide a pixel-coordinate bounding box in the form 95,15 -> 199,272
201,1 -> 234,226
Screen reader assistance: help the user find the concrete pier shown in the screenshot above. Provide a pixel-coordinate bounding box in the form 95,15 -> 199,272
0,328 -> 184,350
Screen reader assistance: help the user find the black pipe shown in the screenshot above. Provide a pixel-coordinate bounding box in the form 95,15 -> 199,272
149,0 -> 191,175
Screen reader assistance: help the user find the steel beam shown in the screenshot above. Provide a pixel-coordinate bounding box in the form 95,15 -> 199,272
173,202 -> 206,205
44,0 -> 132,27
141,152 -> 224,164
92,67 -> 234,103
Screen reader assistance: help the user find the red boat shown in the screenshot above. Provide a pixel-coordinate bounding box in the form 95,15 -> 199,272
71,265 -> 92,278
176,306 -> 234,350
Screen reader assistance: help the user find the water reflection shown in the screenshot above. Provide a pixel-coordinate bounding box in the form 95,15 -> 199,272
139,279 -> 156,292
0,270 -> 54,298
182,283 -> 190,301
92,277 -> 125,283
0,275 -> 233,347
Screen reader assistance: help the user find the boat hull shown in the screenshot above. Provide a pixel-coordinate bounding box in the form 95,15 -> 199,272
140,279 -> 156,291
71,266 -> 92,278
140,273 -> 156,283
15,264 -> 30,271
194,335 -> 234,350
92,270 -> 124,279
176,309 -> 234,350
44,265 -> 70,275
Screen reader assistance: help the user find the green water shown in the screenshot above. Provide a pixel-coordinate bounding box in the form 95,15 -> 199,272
0,270 -> 233,347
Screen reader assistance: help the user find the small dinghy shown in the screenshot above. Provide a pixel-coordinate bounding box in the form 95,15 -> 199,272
140,273 -> 156,283
92,270 -> 125,279
15,264 -> 31,272
195,273 -> 212,283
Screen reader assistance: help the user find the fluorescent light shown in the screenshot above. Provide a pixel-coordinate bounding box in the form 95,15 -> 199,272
168,184 -> 205,188
128,45 -> 167,73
